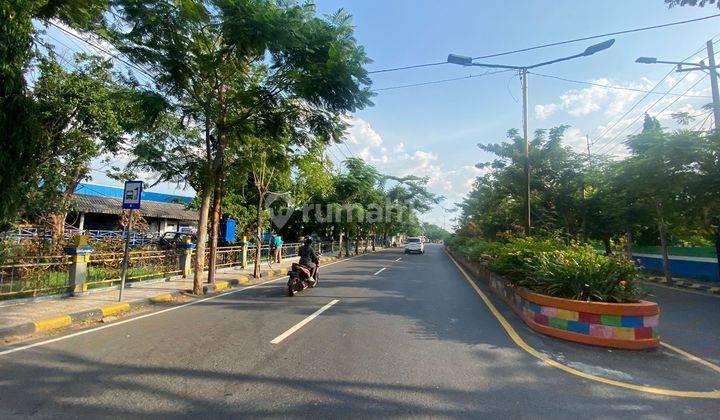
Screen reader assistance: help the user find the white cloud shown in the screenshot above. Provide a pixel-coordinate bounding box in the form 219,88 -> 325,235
559,81 -> 609,116
411,150 -> 437,168
561,127 -> 587,153
534,103 -> 558,120
343,116 -> 382,147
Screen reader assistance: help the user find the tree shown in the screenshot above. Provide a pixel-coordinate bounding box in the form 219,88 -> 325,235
665,0 -> 719,8
0,0 -> 108,230
108,0 -> 372,294
422,222 -> 450,242
467,126 -> 585,239
26,52 -> 127,246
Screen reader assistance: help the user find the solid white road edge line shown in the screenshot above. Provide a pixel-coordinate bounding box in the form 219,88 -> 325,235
0,254 -> 369,357
270,299 -> 340,344
373,267 -> 386,276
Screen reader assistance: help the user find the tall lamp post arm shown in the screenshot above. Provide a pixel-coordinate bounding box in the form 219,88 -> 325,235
447,39 -> 615,236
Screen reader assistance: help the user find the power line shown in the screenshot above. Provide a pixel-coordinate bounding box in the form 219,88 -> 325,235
591,39 -> 715,152
472,14 -> 720,60
527,71 -> 712,99
44,20 -> 157,84
373,69 -> 512,92
367,14 -> 720,75
601,74 -> 709,155
594,71 -> 694,155
368,61 -> 446,75
697,112 -> 714,131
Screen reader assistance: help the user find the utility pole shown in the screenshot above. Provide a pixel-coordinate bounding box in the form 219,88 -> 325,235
707,40 -> 720,131
447,39 -> 614,237
585,134 -> 591,158
636,40 -> 719,131
522,68 -> 531,236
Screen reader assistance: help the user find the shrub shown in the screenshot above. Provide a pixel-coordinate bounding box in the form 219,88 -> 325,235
447,236 -> 643,303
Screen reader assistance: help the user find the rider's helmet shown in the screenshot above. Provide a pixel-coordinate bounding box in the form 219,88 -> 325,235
304,237 -> 313,246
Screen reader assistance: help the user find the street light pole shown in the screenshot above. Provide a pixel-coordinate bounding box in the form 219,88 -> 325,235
637,40 -> 720,131
706,40 -> 720,131
521,68 -> 530,235
447,39 -> 614,236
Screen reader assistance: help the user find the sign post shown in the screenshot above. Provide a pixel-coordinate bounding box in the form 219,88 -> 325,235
119,180 -> 143,302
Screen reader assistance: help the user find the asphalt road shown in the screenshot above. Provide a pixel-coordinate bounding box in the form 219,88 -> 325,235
1,244 -> 719,418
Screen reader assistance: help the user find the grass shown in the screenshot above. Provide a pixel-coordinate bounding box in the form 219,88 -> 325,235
0,264 -> 178,300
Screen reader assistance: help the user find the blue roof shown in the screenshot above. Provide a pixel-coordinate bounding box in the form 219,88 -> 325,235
75,183 -> 193,204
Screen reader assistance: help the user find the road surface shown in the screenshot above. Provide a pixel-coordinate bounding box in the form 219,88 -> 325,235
1,244 -> 718,418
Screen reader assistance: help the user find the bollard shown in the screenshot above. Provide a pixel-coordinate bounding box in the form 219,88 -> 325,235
241,240 -> 248,268
65,235 -> 93,294
176,241 -> 196,278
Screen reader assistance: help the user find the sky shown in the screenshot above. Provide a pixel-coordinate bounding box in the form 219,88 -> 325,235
43,1 -> 720,231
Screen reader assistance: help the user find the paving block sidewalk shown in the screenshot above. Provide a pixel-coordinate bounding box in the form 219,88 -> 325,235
0,255 -> 318,341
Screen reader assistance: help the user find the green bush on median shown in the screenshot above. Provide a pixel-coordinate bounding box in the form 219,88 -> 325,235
446,236 -> 643,303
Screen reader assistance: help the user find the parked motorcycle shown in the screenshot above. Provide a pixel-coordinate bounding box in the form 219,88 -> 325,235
287,261 -> 318,296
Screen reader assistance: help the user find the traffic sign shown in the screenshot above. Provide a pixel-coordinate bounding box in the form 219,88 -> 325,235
122,180 -> 143,209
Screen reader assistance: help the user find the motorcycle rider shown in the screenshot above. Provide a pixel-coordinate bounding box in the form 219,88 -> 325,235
298,237 -> 319,284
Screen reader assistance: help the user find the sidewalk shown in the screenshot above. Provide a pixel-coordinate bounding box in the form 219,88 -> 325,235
641,272 -> 720,295
0,254 -> 336,341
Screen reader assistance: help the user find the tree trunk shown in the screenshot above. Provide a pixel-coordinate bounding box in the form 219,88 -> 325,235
208,84 -> 227,285
50,213 -> 66,250
345,230 -> 350,256
656,201 -> 672,283
50,165 -> 83,250
714,223 -> 720,282
207,169 -> 223,284
354,237 -> 359,255
337,230 -> 344,258
603,236 -> 612,256
193,188 -> 212,295
625,227 -> 633,260
254,195 -> 264,279
371,231 -> 376,251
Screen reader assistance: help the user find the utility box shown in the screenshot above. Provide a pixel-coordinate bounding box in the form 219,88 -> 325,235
220,218 -> 237,244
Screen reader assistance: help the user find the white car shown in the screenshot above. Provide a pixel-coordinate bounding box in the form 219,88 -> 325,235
404,237 -> 424,254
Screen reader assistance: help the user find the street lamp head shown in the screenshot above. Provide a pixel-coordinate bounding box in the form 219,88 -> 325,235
583,39 -> 615,56
635,57 -> 657,64
447,54 -> 473,66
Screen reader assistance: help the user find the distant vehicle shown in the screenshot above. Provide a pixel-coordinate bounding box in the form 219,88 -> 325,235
404,237 -> 424,254
156,231 -> 197,249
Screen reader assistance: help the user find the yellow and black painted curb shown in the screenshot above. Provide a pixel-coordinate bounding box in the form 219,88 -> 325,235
446,249 -> 720,399
0,289 -> 186,341
642,275 -> 720,295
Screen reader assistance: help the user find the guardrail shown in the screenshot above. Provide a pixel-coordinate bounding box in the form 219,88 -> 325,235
0,254 -> 69,299
1,227 -> 157,245
0,242 -> 342,301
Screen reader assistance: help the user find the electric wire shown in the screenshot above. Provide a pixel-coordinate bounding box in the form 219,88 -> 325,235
367,14 -> 720,74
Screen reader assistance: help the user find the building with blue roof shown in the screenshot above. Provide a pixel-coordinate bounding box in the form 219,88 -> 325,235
70,183 -> 197,236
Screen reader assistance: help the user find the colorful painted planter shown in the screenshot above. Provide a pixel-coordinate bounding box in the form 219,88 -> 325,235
452,251 -> 660,350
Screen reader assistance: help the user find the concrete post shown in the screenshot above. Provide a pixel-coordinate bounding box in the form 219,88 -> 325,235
176,242 -> 196,278
64,235 -> 93,294
241,236 -> 248,268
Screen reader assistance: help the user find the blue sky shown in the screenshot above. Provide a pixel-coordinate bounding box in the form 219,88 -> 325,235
44,1 -> 720,230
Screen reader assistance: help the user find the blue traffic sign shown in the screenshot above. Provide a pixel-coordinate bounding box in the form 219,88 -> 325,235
122,180 -> 143,209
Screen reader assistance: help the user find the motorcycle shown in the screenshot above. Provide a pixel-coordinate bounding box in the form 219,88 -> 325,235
287,261 -> 319,296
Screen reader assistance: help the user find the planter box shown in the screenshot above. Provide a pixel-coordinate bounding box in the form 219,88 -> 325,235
451,250 -> 660,350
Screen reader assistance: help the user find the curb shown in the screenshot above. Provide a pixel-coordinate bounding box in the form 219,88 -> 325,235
0,287 -> 187,342
642,275 -> 720,295
0,252 -> 363,342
